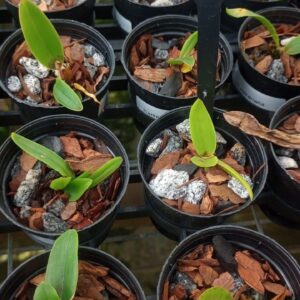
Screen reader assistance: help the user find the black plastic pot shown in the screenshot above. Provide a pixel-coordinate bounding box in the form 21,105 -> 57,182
122,15 -> 234,127
234,7 -> 300,116
0,19 -> 115,122
5,0 -> 95,26
221,0 -> 289,32
0,247 -> 146,300
0,114 -> 129,247
113,0 -> 195,34
157,225 -> 300,299
260,96 -> 300,225
137,106 -> 268,241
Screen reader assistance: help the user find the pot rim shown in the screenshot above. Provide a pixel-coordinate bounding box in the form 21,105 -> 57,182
237,6 -> 300,87
137,105 -> 268,220
121,14 -> 233,102
0,19 -> 115,110
0,114 -> 130,238
156,224 -> 300,299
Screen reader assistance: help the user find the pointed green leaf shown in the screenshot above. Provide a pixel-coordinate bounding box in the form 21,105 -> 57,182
64,178 -> 93,202
19,0 -> 64,69
180,31 -> 198,58
226,8 -> 279,49
284,35 -> 300,55
189,99 -> 216,156
11,133 -> 74,178
45,230 -> 78,300
53,79 -> 83,112
198,287 -> 233,300
90,156 -> 123,188
34,282 -> 60,300
168,55 -> 195,67
50,177 -> 72,191
217,159 -> 253,200
191,155 -> 218,168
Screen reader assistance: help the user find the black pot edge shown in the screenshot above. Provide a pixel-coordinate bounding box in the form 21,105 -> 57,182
0,114 -> 130,239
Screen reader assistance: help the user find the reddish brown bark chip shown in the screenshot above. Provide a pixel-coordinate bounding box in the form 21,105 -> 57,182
255,55 -> 273,74
209,184 -> 245,204
79,261 -> 109,277
199,194 -> 214,215
28,211 -> 44,230
287,169 -> 300,183
151,151 -> 180,175
242,35 -> 266,50
162,280 -> 169,300
60,202 -> 77,220
282,114 -> 298,131
103,276 -> 132,298
29,273 -> 45,286
186,271 -> 204,287
20,152 -> 37,172
198,265 -> 219,286
181,201 -> 200,215
212,272 -> 234,291
9,169 -> 27,192
12,41 -> 31,66
77,274 -> 105,300
295,116 -> 300,133
129,45 -> 140,72
235,251 -> 265,294
221,157 -> 245,173
60,136 -> 84,159
263,281 -> 292,297
205,166 -> 229,183
281,53 -> 293,80
66,153 -> 113,173
171,284 -> 187,300
73,218 -> 93,230
134,66 -> 173,83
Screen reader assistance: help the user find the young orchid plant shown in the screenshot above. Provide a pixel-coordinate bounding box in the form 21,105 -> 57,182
34,230 -> 78,300
11,133 -> 122,202
19,0 -> 100,111
226,8 -> 300,56
189,99 -> 253,200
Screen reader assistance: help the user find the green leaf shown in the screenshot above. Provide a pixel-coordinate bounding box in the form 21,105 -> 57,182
89,156 -> 123,189
180,31 -> 198,58
284,35 -> 300,55
11,133 -> 74,178
19,0 -> 64,69
168,56 -> 195,67
217,159 -> 254,200
45,230 -> 78,300
189,99 -> 217,156
198,287 -> 233,300
226,8 -> 279,49
191,155 -> 218,168
34,282 -> 60,300
53,79 -> 83,112
64,178 -> 93,202
50,177 -> 72,191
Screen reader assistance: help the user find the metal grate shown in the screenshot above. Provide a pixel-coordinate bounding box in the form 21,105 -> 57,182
0,2 -> 299,297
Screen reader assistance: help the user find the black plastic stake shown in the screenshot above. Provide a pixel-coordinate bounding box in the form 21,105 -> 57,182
194,0 -> 224,116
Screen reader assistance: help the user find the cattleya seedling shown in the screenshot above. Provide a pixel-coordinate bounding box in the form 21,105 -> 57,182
198,287 -> 233,300
168,31 -> 198,73
34,229 -> 78,300
19,0 -> 100,111
11,133 -> 123,201
189,99 -> 253,200
226,8 -> 300,56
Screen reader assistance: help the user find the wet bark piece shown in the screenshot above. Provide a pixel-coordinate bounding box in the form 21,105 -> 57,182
212,272 -> 234,291
20,152 -> 37,172
134,66 -> 173,83
224,111 -> 300,149
209,184 -> 245,204
205,166 -> 229,183
294,116 -> 300,133
255,55 -> 273,74
77,274 -> 105,300
263,281 -> 292,297
60,202 -> 77,220
79,261 -> 109,277
282,114 -> 298,131
181,201 -> 200,215
281,53 -> 293,79
12,41 -> 31,66
66,153 -> 113,172
199,194 -> 214,215
60,136 -> 84,159
29,211 -> 44,230
30,273 -> 45,286
288,169 -> 300,183
103,276 -> 133,298
198,265 -> 219,285
242,35 -> 266,50
235,251 -> 265,294
151,151 -> 180,175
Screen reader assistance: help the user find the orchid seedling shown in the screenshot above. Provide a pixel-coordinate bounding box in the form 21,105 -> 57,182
226,8 -> 300,56
198,287 -> 233,300
11,133 -> 123,201
34,229 -> 78,300
189,99 -> 253,200
19,0 -> 100,111
168,31 -> 198,73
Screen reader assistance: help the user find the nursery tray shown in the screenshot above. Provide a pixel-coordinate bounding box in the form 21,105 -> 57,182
0,1 -> 300,297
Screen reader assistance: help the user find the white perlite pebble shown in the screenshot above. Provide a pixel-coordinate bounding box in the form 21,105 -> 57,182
176,119 -> 191,139
228,174 -> 253,199
151,0 -> 173,6
19,57 -> 49,79
149,169 -> 189,200
146,138 -> 163,157
84,44 -> 96,57
92,52 -> 105,67
7,76 -> 22,92
24,74 -> 41,95
185,180 -> 207,204
277,156 -> 298,169
216,131 -> 227,144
